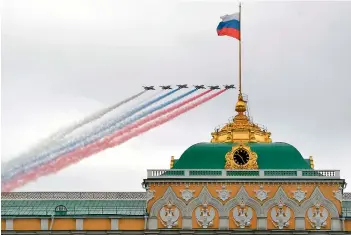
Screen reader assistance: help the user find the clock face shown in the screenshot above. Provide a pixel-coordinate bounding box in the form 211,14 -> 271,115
233,148 -> 250,165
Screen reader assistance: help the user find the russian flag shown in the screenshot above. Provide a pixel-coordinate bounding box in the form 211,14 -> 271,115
217,13 -> 240,40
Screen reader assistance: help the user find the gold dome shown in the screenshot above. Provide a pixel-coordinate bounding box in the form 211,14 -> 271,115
210,93 -> 272,144
235,94 -> 247,113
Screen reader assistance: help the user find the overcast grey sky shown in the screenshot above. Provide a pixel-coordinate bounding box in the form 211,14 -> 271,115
2,0 -> 351,191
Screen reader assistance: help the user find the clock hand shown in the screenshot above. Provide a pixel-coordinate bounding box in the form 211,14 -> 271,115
238,154 -> 244,163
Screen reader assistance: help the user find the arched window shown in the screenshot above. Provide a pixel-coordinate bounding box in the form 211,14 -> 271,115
55,205 -> 67,215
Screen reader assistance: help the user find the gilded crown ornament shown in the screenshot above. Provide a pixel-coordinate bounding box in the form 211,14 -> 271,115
211,94 -> 272,144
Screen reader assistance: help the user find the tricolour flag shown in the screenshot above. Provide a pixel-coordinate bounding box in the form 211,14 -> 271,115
217,13 -> 240,40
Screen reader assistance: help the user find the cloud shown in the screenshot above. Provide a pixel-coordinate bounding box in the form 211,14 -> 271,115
2,0 -> 351,191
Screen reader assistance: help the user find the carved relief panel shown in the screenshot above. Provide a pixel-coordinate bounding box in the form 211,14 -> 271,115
148,183 -> 341,230
269,201 -> 294,230
306,203 -> 330,230
193,203 -> 217,229
158,202 -> 181,229
231,201 -> 255,229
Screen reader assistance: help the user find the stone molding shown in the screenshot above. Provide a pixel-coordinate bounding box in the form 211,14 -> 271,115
300,187 -> 339,218
1,230 -> 351,235
261,187 -> 301,217
149,187 -> 187,218
186,187 -> 224,217
224,186 -> 263,216
149,186 -> 340,229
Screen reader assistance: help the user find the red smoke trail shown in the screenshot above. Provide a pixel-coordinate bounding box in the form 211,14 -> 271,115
2,90 -> 211,191
2,89 -> 226,192
102,90 -> 212,142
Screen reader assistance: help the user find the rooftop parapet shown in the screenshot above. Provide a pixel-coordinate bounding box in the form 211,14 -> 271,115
147,169 -> 341,179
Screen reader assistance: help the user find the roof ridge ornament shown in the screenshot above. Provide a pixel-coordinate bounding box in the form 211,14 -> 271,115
210,93 -> 272,144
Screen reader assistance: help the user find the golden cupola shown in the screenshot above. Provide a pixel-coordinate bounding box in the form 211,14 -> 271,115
210,93 -> 272,144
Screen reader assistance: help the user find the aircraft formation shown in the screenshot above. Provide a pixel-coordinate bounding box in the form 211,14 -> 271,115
143,84 -> 235,90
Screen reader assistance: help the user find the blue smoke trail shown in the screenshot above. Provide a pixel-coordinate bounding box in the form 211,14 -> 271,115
3,88 -> 189,181
2,90 -> 148,173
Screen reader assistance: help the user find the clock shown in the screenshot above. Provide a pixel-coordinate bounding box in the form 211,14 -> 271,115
233,148 -> 250,165
225,145 -> 259,169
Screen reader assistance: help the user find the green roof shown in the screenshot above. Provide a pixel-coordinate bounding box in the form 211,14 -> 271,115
1,199 -> 146,217
173,142 -> 311,170
342,201 -> 351,218
172,159 -> 178,168
304,158 -> 314,169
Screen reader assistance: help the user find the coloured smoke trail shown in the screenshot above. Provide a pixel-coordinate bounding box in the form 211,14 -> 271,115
2,89 -> 226,192
2,90 -> 148,172
2,89 -> 193,182
2,89 -> 212,190
2,89 -> 177,180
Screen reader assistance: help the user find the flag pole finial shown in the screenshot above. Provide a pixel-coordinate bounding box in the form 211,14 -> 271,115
238,1 -> 242,97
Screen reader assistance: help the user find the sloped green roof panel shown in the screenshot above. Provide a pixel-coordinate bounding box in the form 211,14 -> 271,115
342,200 -> 351,218
1,199 -> 146,217
173,142 -> 311,170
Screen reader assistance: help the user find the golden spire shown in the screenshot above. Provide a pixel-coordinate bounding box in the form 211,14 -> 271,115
210,92 -> 272,144
210,3 -> 271,144
235,93 -> 247,113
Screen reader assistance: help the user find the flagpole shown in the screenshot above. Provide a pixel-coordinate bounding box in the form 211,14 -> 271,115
238,2 -> 242,96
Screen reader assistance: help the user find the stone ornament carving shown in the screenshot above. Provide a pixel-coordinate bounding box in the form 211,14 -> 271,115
149,187 -> 187,219
180,184 -> 195,202
254,185 -> 270,201
224,186 -> 263,217
159,201 -> 180,228
262,187 -> 301,218
146,189 -> 155,203
187,186 -> 225,218
195,202 -> 216,228
292,186 -> 307,203
216,185 -> 231,201
307,203 -> 328,230
271,201 -> 291,229
300,186 -> 338,219
233,200 -> 253,228
333,186 -> 343,203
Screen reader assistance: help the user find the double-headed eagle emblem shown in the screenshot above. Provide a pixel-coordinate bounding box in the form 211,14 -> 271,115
271,201 -> 291,229
233,201 -> 253,228
195,203 -> 215,228
307,203 -> 328,229
160,202 -> 180,228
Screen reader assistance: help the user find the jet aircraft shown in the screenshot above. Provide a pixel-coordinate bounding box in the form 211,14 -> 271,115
176,84 -> 188,89
208,85 -> 220,90
160,85 -> 172,90
194,85 -> 205,89
143,86 -> 155,90
224,84 -> 236,89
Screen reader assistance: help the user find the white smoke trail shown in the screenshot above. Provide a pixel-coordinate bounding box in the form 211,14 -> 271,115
2,90 -> 150,173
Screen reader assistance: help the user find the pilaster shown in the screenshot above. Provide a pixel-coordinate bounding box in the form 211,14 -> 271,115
76,218 -> 84,230
41,219 -> 49,230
